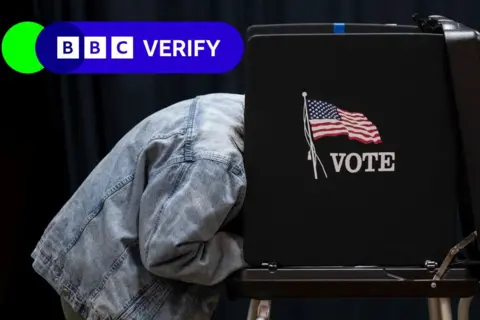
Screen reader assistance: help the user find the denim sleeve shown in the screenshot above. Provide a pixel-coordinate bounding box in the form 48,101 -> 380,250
139,157 -> 247,286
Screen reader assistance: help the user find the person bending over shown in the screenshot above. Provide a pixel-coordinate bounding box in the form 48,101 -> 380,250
32,93 -> 246,320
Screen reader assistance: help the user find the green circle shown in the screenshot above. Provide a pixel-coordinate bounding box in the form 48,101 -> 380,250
2,21 -> 44,74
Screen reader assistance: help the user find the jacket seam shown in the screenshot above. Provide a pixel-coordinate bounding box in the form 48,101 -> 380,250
88,240 -> 140,302
62,174 -> 135,256
59,131 -> 186,264
184,97 -> 199,162
87,158 -> 191,303
143,161 -> 190,263
148,152 -> 244,180
32,250 -> 94,319
147,156 -> 189,180
37,152 -> 242,278
118,280 -> 172,320
142,154 -> 244,266
192,151 -> 245,180
143,97 -> 198,261
33,244 -> 168,320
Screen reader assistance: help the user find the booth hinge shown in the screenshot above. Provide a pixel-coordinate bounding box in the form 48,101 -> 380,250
412,13 -> 442,33
261,261 -> 278,273
424,260 -> 439,272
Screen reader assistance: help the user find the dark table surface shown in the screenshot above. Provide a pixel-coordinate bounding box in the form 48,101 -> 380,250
227,267 -> 480,299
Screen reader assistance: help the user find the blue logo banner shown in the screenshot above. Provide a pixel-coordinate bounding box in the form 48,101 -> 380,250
36,22 -> 244,74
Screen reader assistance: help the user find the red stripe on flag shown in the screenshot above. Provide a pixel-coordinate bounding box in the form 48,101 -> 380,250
309,108 -> 382,145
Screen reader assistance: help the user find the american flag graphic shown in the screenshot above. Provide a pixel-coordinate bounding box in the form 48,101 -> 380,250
306,99 -> 382,144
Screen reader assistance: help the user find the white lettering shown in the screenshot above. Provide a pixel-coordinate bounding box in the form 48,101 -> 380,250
345,153 -> 362,173
361,152 -> 378,172
84,37 -> 107,59
206,40 -> 220,57
330,153 -> 347,172
159,40 -> 171,56
329,152 -> 396,173
143,39 -> 221,57
111,37 -> 134,59
57,37 -> 79,59
57,36 -> 134,59
172,40 -> 186,57
379,152 -> 395,172
143,40 -> 158,57
194,40 -> 205,57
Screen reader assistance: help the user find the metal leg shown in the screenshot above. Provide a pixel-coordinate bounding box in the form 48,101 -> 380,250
438,298 -> 452,320
257,300 -> 271,319
428,298 -> 441,320
246,299 -> 271,320
457,297 -> 474,320
247,300 -> 260,320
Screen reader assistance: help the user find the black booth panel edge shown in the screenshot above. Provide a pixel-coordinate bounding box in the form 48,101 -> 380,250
247,23 -> 422,39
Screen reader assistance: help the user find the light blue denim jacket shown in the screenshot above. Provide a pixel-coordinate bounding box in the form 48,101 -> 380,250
32,93 -> 247,320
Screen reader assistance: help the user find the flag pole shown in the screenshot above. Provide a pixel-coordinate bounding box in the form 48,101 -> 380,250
303,92 -> 318,179
303,92 -> 328,179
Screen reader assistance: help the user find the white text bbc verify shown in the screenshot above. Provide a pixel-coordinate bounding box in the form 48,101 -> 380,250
57,36 -> 221,59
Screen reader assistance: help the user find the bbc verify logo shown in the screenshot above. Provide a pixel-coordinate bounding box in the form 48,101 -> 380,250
57,37 -> 221,60
57,37 -> 134,59
34,22 -> 244,74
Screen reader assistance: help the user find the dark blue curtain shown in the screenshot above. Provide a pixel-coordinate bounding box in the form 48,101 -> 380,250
5,0 -> 479,319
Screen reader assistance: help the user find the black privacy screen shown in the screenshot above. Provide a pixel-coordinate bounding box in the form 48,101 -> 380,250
243,31 -> 459,267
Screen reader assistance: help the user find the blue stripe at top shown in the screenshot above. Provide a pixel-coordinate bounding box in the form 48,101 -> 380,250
333,23 -> 345,33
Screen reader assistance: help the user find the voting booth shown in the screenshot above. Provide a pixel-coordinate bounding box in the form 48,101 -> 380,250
229,15 -> 480,320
